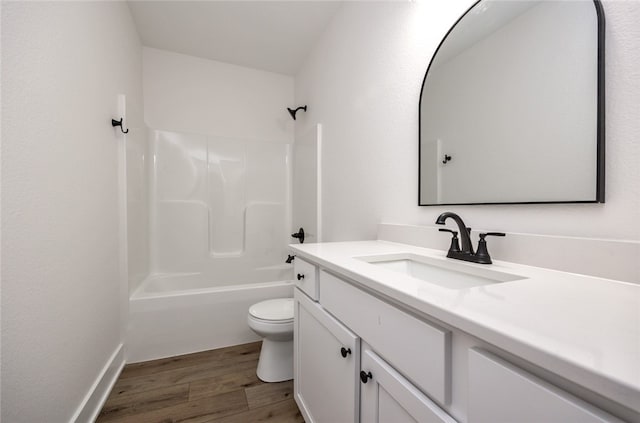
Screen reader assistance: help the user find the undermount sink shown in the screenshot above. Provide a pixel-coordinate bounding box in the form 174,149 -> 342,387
357,253 -> 525,290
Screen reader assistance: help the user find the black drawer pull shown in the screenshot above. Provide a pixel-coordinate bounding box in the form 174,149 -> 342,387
297,273 -> 305,280
360,370 -> 372,383
340,347 -> 352,358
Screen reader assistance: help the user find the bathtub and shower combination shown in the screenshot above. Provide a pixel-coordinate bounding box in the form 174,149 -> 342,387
127,268 -> 293,363
126,129 -> 300,363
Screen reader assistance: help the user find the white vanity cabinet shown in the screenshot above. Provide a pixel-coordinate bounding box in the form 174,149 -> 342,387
293,288 -> 359,423
293,263 -> 456,423
292,252 -> 632,423
360,348 -> 457,423
467,348 -> 623,423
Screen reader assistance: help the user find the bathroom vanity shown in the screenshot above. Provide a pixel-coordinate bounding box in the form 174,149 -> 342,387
290,241 -> 639,423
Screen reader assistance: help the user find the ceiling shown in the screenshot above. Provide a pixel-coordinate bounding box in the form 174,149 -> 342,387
127,1 -> 343,76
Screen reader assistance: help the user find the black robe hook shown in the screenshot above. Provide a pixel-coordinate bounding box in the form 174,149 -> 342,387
111,118 -> 129,134
287,105 -> 307,120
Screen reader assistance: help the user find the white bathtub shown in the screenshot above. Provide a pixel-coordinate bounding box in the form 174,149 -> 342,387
126,272 -> 294,363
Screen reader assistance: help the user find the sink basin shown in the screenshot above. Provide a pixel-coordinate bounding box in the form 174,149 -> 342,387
357,253 -> 525,290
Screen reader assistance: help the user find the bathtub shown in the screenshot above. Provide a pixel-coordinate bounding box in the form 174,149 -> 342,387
126,270 -> 294,363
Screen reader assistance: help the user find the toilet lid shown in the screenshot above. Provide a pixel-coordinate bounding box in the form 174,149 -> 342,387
249,298 -> 294,321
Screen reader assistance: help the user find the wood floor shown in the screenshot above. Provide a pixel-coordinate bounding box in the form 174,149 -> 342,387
97,342 -> 304,423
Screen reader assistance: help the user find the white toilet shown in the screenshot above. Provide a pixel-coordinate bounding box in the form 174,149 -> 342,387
247,298 -> 294,382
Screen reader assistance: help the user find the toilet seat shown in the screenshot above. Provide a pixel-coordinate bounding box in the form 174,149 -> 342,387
249,315 -> 293,324
249,298 -> 293,322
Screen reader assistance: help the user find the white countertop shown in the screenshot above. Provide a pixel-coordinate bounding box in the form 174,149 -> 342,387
290,240 -> 640,414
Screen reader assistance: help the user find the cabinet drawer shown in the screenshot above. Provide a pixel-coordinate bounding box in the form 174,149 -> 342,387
321,270 -> 451,405
294,257 -> 318,300
468,348 -> 623,423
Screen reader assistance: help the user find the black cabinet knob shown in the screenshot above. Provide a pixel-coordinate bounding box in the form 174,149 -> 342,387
297,273 -> 305,281
340,347 -> 352,358
360,370 -> 373,383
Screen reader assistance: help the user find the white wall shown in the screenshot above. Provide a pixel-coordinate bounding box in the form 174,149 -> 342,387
143,47 -> 294,142
1,2 -> 143,421
295,0 -> 640,242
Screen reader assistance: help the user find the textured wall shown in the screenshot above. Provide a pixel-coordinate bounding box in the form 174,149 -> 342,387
1,2 -> 143,421
143,47 -> 294,142
295,0 -> 640,243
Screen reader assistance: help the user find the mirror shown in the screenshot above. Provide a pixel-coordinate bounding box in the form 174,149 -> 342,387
419,0 -> 604,205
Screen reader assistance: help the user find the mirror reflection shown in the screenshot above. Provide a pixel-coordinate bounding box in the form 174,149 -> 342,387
419,0 -> 604,205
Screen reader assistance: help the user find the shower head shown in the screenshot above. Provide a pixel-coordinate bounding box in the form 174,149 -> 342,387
287,105 -> 307,120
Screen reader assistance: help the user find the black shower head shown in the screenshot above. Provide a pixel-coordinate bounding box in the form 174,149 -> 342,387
287,105 -> 307,120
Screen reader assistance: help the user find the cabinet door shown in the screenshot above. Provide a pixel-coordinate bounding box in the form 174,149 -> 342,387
360,349 -> 457,423
468,348 -> 623,423
294,288 -> 359,423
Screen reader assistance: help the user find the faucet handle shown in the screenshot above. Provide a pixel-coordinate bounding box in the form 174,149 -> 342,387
475,232 -> 505,264
438,228 -> 458,236
439,228 -> 461,254
479,232 -> 505,240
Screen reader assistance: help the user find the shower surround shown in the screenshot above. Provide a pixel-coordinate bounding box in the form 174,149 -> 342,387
127,129 -> 294,362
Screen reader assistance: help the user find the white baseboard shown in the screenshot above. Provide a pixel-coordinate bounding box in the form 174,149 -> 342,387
71,343 -> 125,423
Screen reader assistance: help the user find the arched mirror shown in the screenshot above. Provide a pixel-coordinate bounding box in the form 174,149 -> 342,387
419,0 -> 604,205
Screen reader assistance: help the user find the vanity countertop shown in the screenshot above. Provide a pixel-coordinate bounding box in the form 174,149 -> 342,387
289,240 -> 640,414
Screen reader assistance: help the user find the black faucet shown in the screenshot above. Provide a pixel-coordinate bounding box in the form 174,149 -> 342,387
435,212 -> 474,254
435,212 -> 505,264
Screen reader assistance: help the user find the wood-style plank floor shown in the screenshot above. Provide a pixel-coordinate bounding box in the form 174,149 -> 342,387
97,342 -> 304,423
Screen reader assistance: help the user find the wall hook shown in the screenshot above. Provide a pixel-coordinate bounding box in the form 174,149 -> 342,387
111,118 -> 129,134
442,154 -> 452,164
287,105 -> 307,120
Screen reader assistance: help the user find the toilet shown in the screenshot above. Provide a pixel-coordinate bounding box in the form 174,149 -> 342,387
247,298 -> 294,382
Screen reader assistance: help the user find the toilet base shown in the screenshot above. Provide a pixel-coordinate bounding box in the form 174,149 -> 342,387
256,338 -> 293,382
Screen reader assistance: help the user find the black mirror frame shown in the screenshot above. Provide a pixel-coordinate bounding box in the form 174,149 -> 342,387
418,0 -> 605,206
